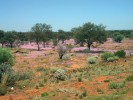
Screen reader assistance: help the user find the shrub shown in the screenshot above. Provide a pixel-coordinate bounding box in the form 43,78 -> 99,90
101,52 -> 114,61
0,84 -> 7,96
126,75 -> 133,81
107,57 -> 115,62
57,43 -> 67,59
78,77 -> 82,82
87,57 -> 96,64
41,92 -> 49,97
55,69 -> 66,81
62,54 -> 70,60
109,82 -> 125,89
0,48 -> 14,65
113,56 -> 119,60
113,33 -> 124,43
0,63 -> 13,84
114,50 -> 126,58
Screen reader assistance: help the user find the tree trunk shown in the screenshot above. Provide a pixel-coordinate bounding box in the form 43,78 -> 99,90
10,43 -> 13,48
59,54 -> 63,59
37,42 -> 40,51
87,42 -> 91,51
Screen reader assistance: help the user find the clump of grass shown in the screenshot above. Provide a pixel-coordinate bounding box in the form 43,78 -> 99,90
97,88 -> 104,94
126,75 -> 133,81
104,79 -> 110,82
87,57 -> 96,64
78,77 -> 82,82
109,81 -> 125,89
101,52 -> 114,61
41,92 -> 49,97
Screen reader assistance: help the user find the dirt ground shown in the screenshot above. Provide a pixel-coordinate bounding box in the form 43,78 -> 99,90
0,38 -> 133,100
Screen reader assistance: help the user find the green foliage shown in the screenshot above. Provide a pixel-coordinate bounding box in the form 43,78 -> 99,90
87,57 -> 96,64
114,50 -> 126,58
107,57 -> 115,62
109,82 -> 125,89
41,92 -> 49,97
78,77 -> 82,82
55,69 -> 66,81
62,54 -> 70,60
0,84 -> 7,96
126,75 -> 133,81
101,52 -> 114,61
1,73 -> 9,85
113,32 -> 124,43
0,48 -> 14,65
104,79 -> 110,82
72,22 -> 107,50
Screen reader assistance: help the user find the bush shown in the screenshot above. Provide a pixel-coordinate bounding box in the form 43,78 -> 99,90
87,57 -> 96,64
113,34 -> 124,43
0,84 -> 7,96
109,82 -> 125,89
55,69 -> 66,81
41,92 -> 49,97
78,77 -> 82,82
57,43 -> 67,59
0,48 -> 14,65
0,63 -> 13,84
126,75 -> 133,81
107,57 -> 115,62
62,54 -> 70,60
83,49 -> 90,53
114,50 -> 126,58
101,52 -> 114,61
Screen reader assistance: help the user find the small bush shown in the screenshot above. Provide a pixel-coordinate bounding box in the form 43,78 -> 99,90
109,82 -> 125,89
114,50 -> 126,58
126,75 -> 133,81
104,79 -> 110,82
0,63 -> 13,84
0,84 -> 7,96
0,48 -> 14,65
87,57 -> 96,64
113,33 -> 124,43
78,77 -> 82,82
113,56 -> 119,60
107,57 -> 115,62
62,54 -> 70,60
41,92 -> 49,97
55,69 -> 66,81
101,52 -> 114,61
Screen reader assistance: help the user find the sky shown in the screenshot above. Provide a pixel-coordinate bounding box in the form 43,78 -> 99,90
0,0 -> 133,32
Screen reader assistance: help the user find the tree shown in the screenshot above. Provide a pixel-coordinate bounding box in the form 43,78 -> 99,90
31,23 -> 52,50
0,30 -> 5,47
57,30 -> 71,43
4,31 -> 17,48
73,22 -> 107,50
113,32 -> 124,43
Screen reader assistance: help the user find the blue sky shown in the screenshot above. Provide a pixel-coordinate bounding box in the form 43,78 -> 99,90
0,0 -> 133,32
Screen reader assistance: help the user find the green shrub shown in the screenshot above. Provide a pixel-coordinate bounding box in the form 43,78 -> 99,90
78,77 -> 82,82
62,54 -> 70,60
55,69 -> 66,81
126,75 -> 133,81
104,79 -> 110,82
0,63 -> 13,84
107,57 -> 115,62
0,84 -> 7,96
0,48 -> 14,65
114,50 -> 126,58
101,52 -> 114,61
41,92 -> 49,97
109,82 -> 125,89
113,33 -> 124,43
113,56 -> 119,60
87,57 -> 96,64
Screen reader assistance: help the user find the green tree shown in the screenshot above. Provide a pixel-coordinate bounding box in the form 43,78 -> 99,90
73,22 -> 107,50
4,31 -> 17,48
0,30 -> 5,47
31,23 -> 52,50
